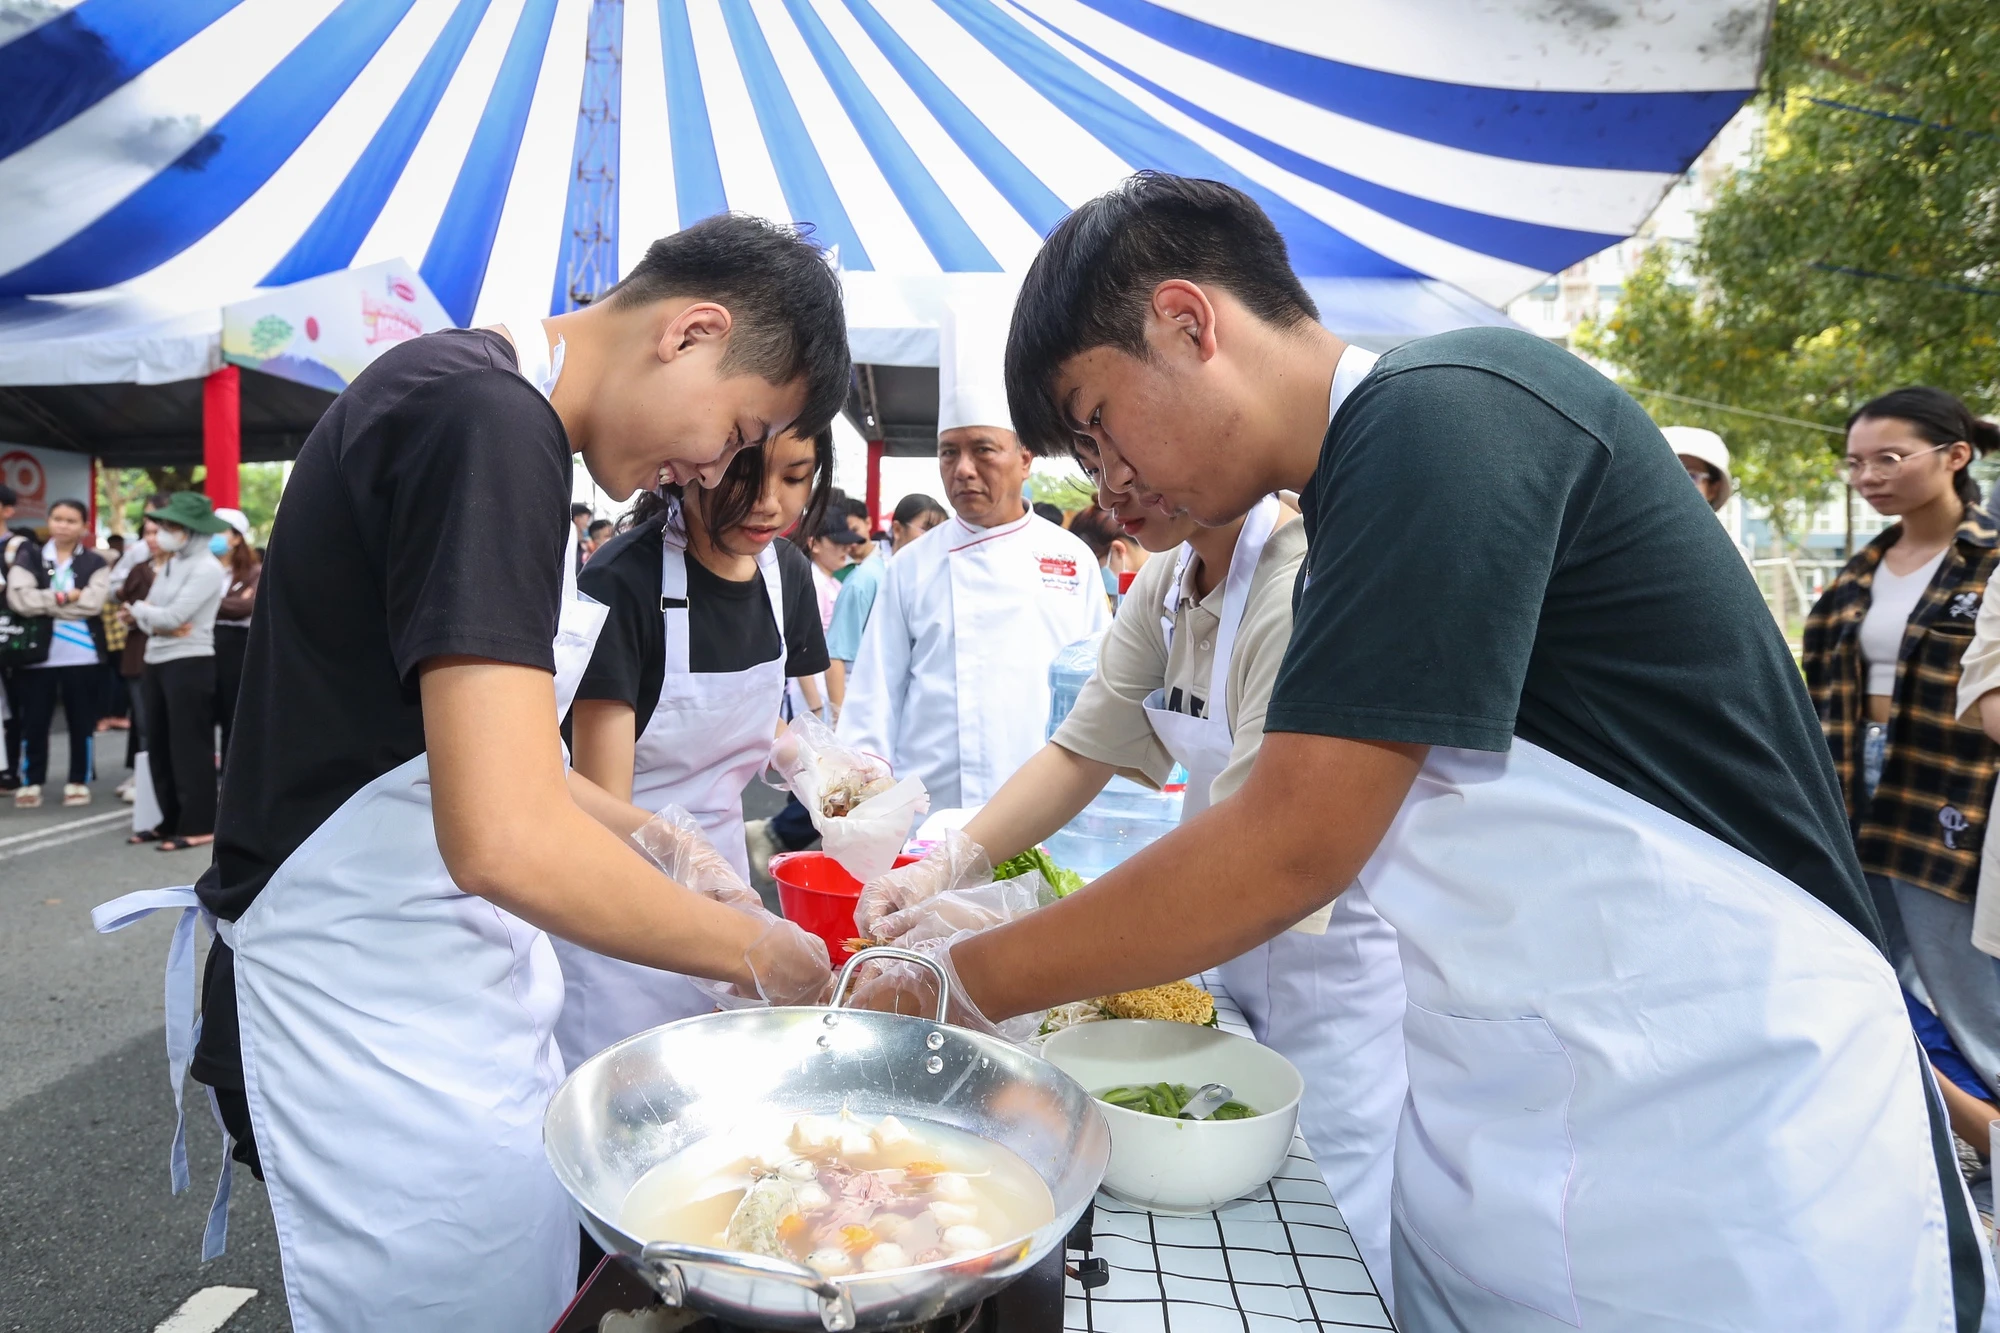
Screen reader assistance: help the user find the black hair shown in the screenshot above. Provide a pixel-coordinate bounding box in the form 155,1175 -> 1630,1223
627,427 -> 835,546
1005,173 -> 1318,458
586,518 -> 614,538
1032,501 -> 1065,527
1064,503 -> 1123,563
835,495 -> 869,524
47,497 -> 88,521
571,502 -> 594,520
606,213 -> 852,440
892,493 -> 947,528
0,484 -> 15,507
1847,387 -> 2000,506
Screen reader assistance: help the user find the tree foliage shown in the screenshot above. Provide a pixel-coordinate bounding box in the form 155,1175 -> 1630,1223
1579,0 -> 2000,552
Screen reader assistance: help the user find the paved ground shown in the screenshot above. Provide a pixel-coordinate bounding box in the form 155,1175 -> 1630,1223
0,729 -> 795,1332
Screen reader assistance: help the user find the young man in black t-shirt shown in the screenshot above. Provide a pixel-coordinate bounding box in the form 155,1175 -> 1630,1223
861,177 -> 1987,1329
157,216 -> 851,1331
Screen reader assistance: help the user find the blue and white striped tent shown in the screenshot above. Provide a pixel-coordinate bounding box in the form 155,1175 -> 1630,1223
0,0 -> 1769,382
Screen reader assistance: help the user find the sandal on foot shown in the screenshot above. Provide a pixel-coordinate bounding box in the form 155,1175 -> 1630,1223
14,784 -> 42,809
62,784 -> 91,807
128,828 -> 163,844
158,836 -> 214,852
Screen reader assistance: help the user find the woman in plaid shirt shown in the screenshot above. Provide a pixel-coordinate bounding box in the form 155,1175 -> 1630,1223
1804,387 -> 2000,1155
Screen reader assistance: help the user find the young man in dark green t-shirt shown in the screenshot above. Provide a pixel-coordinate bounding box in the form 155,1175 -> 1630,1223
860,175 -> 1986,1329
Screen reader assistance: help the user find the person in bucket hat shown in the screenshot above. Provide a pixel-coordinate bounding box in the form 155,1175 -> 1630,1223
122,491 -> 228,851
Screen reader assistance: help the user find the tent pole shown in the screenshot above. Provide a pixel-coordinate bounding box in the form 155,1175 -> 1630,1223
866,439 -> 884,535
204,365 -> 241,509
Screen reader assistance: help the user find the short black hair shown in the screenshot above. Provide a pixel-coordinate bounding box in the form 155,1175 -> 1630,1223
608,213 -> 852,439
1005,173 -> 1318,457
892,493 -> 947,527
835,495 -> 869,525
1032,501 -> 1065,527
0,484 -> 15,508
571,502 -> 594,520
48,496 -> 88,521
586,518 -> 614,538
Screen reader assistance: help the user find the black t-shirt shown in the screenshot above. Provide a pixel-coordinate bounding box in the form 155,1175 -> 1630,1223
571,516 -> 830,724
191,329 -> 570,1088
1265,327 -> 1881,948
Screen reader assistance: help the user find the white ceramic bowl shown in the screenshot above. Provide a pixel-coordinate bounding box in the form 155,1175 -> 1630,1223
1039,1020 -> 1303,1214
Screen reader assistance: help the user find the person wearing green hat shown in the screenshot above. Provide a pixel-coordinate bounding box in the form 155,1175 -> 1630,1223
120,491 -> 228,851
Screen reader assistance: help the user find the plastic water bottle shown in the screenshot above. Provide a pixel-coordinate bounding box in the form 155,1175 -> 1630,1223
1040,635 -> 1185,879
1045,635 -> 1102,738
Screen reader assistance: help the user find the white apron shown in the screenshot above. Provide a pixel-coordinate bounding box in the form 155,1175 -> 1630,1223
551,529 -> 787,1067
1372,738 -> 1991,1331
95,320 -> 608,1333
1140,497 -> 1408,1309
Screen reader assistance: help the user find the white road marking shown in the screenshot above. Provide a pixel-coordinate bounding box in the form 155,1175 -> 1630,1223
0,812 -> 133,862
0,808 -> 128,848
153,1286 -> 258,1333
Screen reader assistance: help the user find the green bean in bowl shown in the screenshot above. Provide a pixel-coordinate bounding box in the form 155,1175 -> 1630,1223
1096,1083 -> 1258,1121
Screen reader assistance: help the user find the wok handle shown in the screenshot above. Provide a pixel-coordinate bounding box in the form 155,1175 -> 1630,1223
640,1241 -> 858,1333
830,946 -> 951,1025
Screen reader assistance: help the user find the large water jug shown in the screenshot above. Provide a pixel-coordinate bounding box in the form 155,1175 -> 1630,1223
1040,634 -> 1184,879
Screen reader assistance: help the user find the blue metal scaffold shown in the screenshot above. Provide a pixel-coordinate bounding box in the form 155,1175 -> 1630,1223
554,0 -> 623,313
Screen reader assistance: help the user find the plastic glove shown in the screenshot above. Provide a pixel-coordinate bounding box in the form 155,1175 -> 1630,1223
853,829 -> 992,939
631,806 -> 832,1008
630,805 -> 764,913
740,916 -> 834,1008
846,933 -> 1041,1045
873,874 -> 1056,949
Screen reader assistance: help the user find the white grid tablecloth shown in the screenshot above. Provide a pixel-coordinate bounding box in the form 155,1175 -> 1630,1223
1060,977 -> 1395,1332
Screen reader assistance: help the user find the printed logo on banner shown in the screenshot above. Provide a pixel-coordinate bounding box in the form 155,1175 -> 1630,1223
0,450 -> 45,511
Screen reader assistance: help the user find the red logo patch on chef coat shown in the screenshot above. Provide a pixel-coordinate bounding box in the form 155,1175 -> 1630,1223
1036,552 -> 1082,594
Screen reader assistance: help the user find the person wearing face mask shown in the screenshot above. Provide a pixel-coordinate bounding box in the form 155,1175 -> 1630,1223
120,492 -> 228,848
858,482 -> 1408,1297
837,304 -> 1109,809
91,216 -> 848,1333
854,176 -> 1986,1330
6,496 -> 112,808
559,428 -> 834,1066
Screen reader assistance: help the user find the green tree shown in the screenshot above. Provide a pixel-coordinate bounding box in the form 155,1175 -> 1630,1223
236,462 -> 287,542
1027,460 -> 1093,513
1580,0 -> 2000,558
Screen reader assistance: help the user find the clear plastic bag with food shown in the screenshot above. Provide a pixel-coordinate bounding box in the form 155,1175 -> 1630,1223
769,713 -> 930,883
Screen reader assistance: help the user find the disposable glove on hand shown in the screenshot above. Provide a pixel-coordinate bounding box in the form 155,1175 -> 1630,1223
874,875 -> 1056,949
631,806 -> 832,1008
847,933 -> 1040,1045
741,916 -> 834,1008
630,805 -> 764,913
854,829 -> 991,939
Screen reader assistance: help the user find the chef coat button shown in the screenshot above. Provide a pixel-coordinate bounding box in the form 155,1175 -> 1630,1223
1200,639 -> 1212,651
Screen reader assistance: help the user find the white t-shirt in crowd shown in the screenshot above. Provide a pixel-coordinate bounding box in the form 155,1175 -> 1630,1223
1859,550 -> 1946,696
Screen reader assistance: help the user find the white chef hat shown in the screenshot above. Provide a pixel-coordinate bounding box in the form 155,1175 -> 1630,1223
937,300 -> 1013,437
1660,425 -> 1732,508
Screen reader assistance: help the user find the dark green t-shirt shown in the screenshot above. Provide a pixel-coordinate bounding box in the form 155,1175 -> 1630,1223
1265,327 -> 1881,948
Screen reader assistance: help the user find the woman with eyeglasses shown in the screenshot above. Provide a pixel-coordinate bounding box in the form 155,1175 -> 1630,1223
1803,386 -> 2000,1156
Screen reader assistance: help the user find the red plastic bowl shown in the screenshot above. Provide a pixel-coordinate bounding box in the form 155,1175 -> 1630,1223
770,850 -> 920,960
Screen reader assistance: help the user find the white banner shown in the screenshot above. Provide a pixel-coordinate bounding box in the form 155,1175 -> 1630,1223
0,443 -> 92,527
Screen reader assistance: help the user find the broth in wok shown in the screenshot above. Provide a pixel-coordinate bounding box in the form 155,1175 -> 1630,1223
621,1112 -> 1054,1277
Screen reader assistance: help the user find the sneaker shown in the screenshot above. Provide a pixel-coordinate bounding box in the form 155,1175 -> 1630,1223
116,778 -> 135,803
62,783 -> 91,807
14,784 -> 41,809
0,770 -> 20,793
745,818 -> 782,883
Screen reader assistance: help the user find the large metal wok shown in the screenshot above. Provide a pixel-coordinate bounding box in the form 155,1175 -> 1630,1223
544,950 -> 1111,1332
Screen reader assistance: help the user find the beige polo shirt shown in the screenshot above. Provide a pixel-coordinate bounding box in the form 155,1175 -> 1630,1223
1052,516 -> 1307,804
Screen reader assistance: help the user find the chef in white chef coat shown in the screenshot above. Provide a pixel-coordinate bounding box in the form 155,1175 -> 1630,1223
860,175 -> 1996,1331
838,304 -> 1108,808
